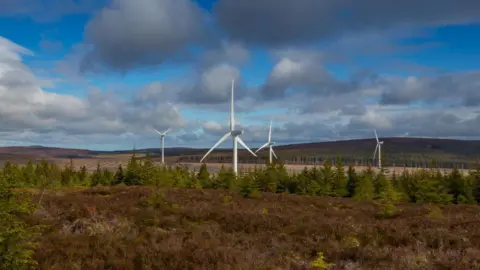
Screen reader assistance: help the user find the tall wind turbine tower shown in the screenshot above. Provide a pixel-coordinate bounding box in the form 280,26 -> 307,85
373,129 -> 384,170
153,128 -> 171,164
200,79 -> 257,175
255,120 -> 278,164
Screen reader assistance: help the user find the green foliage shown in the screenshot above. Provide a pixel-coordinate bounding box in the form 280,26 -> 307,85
353,171 -> 375,201
376,175 -> 399,218
332,157 -> 348,197
346,165 -> 358,197
197,163 -> 211,188
310,252 -> 334,269
0,183 -> 43,269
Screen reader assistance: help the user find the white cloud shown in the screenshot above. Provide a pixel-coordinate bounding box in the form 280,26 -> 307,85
0,36 -> 185,148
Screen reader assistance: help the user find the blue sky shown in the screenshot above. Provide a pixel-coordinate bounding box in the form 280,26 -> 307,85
0,0 -> 480,150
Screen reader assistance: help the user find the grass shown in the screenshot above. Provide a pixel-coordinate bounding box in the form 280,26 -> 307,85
20,186 -> 480,269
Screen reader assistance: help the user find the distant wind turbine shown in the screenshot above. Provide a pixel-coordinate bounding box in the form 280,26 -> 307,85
373,129 -> 384,170
200,79 -> 257,175
153,128 -> 171,164
255,120 -> 278,164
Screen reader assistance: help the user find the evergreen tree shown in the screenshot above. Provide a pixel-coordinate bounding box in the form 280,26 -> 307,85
0,180 -> 42,269
22,161 -> 36,187
414,177 -> 452,204
447,168 -> 475,204
113,165 -> 125,185
274,163 -> 290,193
78,165 -> 88,184
332,157 -> 348,197
90,164 -> 102,187
346,165 -> 358,197
377,174 -> 399,217
101,168 -> 113,186
197,163 -> 211,188
318,161 -> 333,196
295,167 -> 310,195
124,154 -> 141,186
353,172 -> 375,201
139,153 -> 156,185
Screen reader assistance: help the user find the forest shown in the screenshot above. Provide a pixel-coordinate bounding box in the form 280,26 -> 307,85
1,153 -> 480,269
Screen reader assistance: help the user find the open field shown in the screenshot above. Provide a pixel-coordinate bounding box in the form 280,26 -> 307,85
46,157 -> 470,176
22,186 -> 480,269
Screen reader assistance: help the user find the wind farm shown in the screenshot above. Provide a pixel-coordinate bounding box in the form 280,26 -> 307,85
2,1 -> 480,269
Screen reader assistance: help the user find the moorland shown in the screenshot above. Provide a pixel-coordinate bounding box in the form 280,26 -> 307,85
2,150 -> 480,269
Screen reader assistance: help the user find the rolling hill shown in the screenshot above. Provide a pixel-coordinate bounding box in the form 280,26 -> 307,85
1,137 -> 480,169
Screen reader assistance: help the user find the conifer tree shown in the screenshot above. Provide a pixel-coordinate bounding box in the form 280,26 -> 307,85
274,163 -> 290,193
22,161 -> 36,187
346,165 -> 358,197
295,167 -> 310,195
124,154 -> 140,186
353,171 -> 375,201
319,160 -> 333,196
377,174 -> 399,217
332,157 -> 348,197
113,165 -> 125,185
101,168 -> 113,186
140,153 -> 156,185
197,163 -> 211,188
414,177 -> 453,204
90,163 -> 102,187
0,180 -> 42,269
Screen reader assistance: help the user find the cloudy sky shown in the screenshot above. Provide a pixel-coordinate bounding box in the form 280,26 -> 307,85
0,0 -> 480,150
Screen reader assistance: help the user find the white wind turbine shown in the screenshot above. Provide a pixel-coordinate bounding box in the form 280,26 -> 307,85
200,79 -> 257,175
255,120 -> 278,164
373,129 -> 384,170
153,128 -> 171,164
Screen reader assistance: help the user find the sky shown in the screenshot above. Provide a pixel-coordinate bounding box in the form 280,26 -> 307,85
0,0 -> 480,150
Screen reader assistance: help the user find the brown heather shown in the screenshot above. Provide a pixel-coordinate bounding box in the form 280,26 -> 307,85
24,186 -> 480,270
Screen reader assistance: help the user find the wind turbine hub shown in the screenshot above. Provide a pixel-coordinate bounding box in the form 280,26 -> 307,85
231,130 -> 243,136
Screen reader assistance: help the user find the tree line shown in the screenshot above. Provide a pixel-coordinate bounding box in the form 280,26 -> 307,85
0,153 -> 479,205
177,154 -> 474,169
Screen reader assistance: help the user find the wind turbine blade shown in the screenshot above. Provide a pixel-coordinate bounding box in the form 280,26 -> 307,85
374,129 -> 379,143
271,148 -> 278,159
373,143 -> 379,159
200,132 -> 231,163
163,128 -> 172,134
153,128 -> 163,135
237,137 -> 257,157
230,79 -> 235,131
255,142 -> 270,153
268,120 -> 272,142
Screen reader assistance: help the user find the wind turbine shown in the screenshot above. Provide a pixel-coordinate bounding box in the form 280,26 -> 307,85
255,120 -> 278,164
153,128 -> 171,164
373,129 -> 384,170
200,79 -> 257,175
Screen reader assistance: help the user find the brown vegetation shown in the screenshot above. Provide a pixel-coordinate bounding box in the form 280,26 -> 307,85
26,186 -> 480,269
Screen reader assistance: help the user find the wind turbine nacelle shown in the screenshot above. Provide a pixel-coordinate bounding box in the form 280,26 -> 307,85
231,130 -> 243,136
270,142 -> 275,146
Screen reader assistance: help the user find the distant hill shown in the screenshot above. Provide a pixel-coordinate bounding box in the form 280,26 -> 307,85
1,137 -> 480,168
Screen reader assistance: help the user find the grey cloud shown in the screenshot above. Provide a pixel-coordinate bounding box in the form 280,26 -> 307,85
214,0 -> 480,46
379,71 -> 480,106
257,50 -> 375,103
81,0 -> 207,71
342,109 -> 480,139
199,41 -> 251,68
179,63 -> 246,104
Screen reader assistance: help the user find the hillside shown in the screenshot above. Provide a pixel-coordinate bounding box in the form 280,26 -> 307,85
23,186 -> 480,269
1,137 -> 480,168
